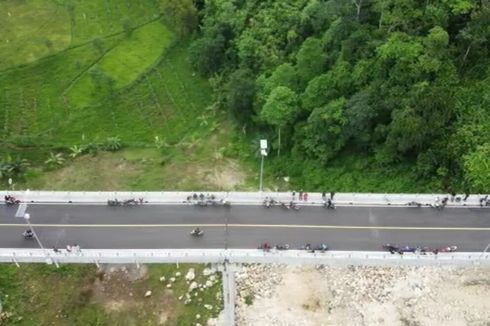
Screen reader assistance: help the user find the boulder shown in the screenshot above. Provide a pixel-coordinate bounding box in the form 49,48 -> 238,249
170,277 -> 176,283
144,290 -> 152,297
205,280 -> 213,287
203,268 -> 216,276
186,268 -> 196,281
175,272 -> 181,277
159,276 -> 166,282
189,281 -> 198,291
204,304 -> 213,310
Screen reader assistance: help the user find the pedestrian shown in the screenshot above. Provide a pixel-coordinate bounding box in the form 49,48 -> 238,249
53,247 -> 60,254
450,191 -> 456,202
66,245 -> 72,252
292,191 -> 296,201
299,191 -> 303,201
322,192 -> 326,201
73,244 -> 81,253
463,193 -> 469,201
304,192 -> 308,202
139,197 -> 144,204
330,192 -> 335,200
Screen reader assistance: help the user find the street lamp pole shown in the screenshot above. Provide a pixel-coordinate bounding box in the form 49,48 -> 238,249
259,139 -> 268,192
24,213 -> 45,250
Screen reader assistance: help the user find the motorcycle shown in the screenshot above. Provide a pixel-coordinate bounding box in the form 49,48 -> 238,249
301,243 -> 315,253
123,199 -> 139,206
280,202 -> 290,210
274,244 -> 290,250
289,202 -> 300,211
315,243 -> 329,252
382,243 -> 403,254
22,230 -> 34,240
107,199 -> 121,206
190,229 -> 204,237
323,199 -> 336,209
263,198 -> 277,208
433,245 -> 457,254
407,201 -> 422,207
195,200 -> 208,207
4,195 -> 20,206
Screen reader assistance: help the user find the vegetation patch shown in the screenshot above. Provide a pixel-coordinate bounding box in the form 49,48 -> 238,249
0,0 -> 71,70
67,21 -> 174,107
0,263 -> 222,326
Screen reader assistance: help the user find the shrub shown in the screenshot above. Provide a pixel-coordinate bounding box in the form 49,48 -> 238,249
101,136 -> 122,152
44,152 -> 65,168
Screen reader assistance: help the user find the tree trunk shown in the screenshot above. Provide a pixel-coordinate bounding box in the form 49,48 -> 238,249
277,127 -> 281,156
462,44 -> 472,62
353,0 -> 363,21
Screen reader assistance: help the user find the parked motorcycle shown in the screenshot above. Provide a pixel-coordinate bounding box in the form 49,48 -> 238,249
406,201 -> 422,207
315,243 -> 329,252
289,202 -> 300,211
4,195 -> 20,206
274,244 -> 290,250
433,245 -> 458,254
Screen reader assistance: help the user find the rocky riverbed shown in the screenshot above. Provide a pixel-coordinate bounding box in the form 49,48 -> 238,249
234,264 -> 490,326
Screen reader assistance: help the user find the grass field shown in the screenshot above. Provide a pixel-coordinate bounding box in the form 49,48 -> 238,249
0,263 -> 223,325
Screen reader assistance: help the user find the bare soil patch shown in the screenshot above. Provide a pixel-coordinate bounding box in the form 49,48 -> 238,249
236,265 -> 490,326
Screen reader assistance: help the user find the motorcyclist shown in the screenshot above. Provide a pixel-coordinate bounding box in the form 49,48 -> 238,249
23,229 -> 33,238
191,227 -> 202,235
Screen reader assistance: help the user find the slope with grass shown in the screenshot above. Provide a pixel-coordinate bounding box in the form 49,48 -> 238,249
0,263 -> 223,326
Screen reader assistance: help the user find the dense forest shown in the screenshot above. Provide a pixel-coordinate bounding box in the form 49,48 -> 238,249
186,0 -> 490,192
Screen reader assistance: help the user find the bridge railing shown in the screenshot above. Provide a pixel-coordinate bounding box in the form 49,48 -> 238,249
1,191 -> 488,207
1,249 -> 489,267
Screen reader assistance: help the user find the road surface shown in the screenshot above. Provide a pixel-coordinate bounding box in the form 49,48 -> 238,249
1,204 -> 489,251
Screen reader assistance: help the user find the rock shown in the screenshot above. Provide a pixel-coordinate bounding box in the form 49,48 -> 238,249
206,280 -> 213,287
186,268 -> 196,281
184,299 -> 191,305
195,314 -> 201,319
203,268 -> 216,276
195,323 -> 202,326
144,290 -> 152,297
166,283 -> 172,288
194,292 -> 198,296
159,276 -> 166,282
170,277 -> 176,283
129,292 -> 133,297
204,304 -> 213,310
175,272 -> 181,277
178,295 -> 183,301
209,275 -> 217,282
189,281 -> 198,291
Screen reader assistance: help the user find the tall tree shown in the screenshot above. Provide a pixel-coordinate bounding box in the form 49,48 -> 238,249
261,86 -> 298,155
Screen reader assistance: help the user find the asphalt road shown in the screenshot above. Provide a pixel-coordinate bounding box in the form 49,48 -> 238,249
0,204 -> 489,251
